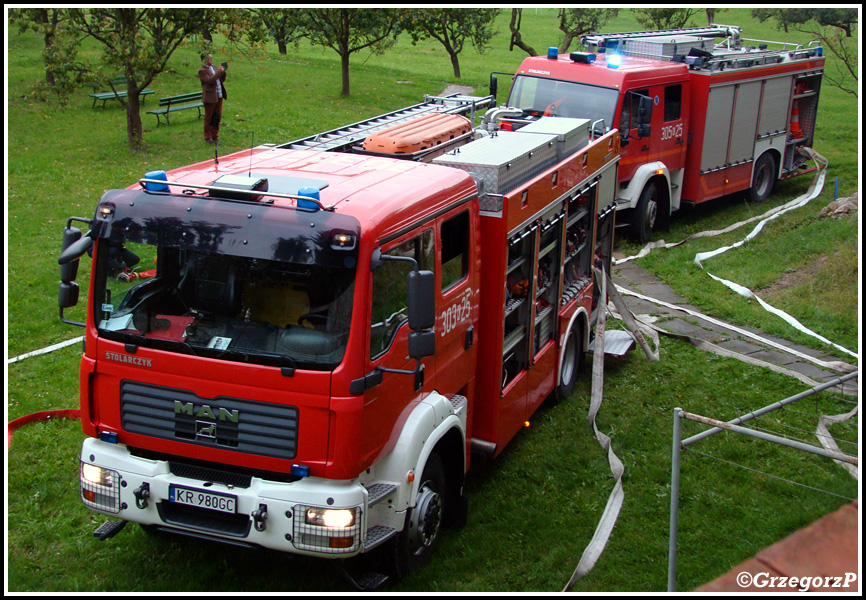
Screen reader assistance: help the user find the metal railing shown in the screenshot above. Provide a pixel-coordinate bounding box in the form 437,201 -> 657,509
667,371 -> 859,591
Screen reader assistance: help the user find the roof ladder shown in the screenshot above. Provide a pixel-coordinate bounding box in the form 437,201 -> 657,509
581,24 -> 742,50
278,93 -> 493,153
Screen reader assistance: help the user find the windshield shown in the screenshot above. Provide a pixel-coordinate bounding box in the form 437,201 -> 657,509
507,75 -> 620,131
91,188 -> 360,371
96,241 -> 355,370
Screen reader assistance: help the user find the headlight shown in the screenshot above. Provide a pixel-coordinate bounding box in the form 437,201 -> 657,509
306,507 -> 355,528
294,505 -> 361,554
82,463 -> 113,487
80,461 -> 121,513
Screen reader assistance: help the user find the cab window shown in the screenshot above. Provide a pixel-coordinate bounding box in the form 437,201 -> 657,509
664,85 -> 682,122
440,211 -> 469,291
370,229 -> 434,358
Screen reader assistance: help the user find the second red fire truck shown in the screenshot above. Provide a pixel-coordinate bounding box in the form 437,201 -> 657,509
494,24 -> 825,242
58,92 -> 620,586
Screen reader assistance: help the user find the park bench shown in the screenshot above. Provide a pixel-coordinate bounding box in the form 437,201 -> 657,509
146,92 -> 204,127
89,76 -> 154,108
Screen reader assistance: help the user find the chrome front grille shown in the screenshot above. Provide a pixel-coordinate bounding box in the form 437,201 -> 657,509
121,381 -> 298,460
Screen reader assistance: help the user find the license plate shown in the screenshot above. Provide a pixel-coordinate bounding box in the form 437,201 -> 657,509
169,485 -> 237,514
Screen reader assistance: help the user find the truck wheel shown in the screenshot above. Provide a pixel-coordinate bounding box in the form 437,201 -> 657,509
388,452 -> 445,578
555,322 -> 585,402
749,153 -> 777,203
630,183 -> 659,243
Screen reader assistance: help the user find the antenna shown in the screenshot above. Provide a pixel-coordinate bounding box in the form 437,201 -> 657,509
249,131 -> 254,177
214,140 -> 219,165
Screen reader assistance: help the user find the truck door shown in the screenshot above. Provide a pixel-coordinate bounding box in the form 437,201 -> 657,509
619,83 -> 688,179
363,228 -> 436,465
435,208 -> 477,399
660,83 -> 688,171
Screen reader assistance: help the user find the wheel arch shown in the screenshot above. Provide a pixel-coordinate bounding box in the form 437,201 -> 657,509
753,147 -> 782,181
371,392 -> 466,515
559,306 -> 590,380
430,426 -> 466,526
648,173 -> 671,230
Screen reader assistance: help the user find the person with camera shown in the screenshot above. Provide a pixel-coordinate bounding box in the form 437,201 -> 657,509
198,52 -> 228,144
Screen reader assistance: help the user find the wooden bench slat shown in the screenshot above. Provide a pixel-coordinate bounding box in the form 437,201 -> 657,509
88,88 -> 154,108
145,92 -> 205,127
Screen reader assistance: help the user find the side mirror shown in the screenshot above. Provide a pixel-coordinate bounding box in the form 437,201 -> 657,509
58,281 -> 80,309
407,270 -> 435,331
637,95 -> 653,138
58,233 -> 94,267
60,226 -> 83,283
408,330 -> 436,360
489,74 -> 498,101
58,220 -> 92,327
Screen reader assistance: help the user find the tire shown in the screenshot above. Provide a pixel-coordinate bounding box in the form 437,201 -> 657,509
629,182 -> 659,243
388,452 -> 446,578
749,153 -> 777,203
555,322 -> 585,403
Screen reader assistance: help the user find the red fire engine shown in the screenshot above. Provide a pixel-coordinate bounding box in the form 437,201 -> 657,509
494,24 -> 824,242
58,93 -> 621,586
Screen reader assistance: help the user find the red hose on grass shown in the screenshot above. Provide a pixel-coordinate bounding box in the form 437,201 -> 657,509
7,410 -> 81,447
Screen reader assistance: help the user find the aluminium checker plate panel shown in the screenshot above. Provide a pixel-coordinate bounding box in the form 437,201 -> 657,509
433,130 -> 559,212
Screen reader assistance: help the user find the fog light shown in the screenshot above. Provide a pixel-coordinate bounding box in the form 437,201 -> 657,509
306,507 -> 356,528
329,536 -> 355,549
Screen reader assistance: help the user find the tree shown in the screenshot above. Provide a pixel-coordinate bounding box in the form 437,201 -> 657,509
300,8 -> 400,96
9,7 -> 99,103
508,8 -> 538,57
752,8 -> 858,97
255,8 -> 305,55
632,8 -> 703,30
705,9 -> 728,27
67,8 -> 214,149
10,8 -> 65,86
402,9 -> 500,79
558,8 -> 618,53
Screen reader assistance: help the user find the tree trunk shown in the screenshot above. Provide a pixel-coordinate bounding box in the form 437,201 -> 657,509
559,32 -> 576,54
449,51 -> 461,79
278,39 -> 287,55
340,52 -> 351,96
37,9 -> 56,86
126,91 -> 144,149
509,9 -> 538,56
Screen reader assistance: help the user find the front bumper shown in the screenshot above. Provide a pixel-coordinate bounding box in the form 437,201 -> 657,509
80,438 -> 368,557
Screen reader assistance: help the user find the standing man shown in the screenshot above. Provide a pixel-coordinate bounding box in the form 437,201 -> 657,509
198,52 -> 227,144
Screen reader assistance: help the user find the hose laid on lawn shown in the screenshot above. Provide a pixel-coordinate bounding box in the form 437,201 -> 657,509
7,410 -> 81,448
8,335 -> 84,365
563,267 -> 626,591
615,150 -> 855,360
8,338 -> 84,446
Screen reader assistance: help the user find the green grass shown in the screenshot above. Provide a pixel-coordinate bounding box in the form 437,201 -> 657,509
7,8 -> 859,593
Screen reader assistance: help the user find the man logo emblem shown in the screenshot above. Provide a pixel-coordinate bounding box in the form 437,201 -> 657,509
196,420 -> 217,439
174,400 -> 239,423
